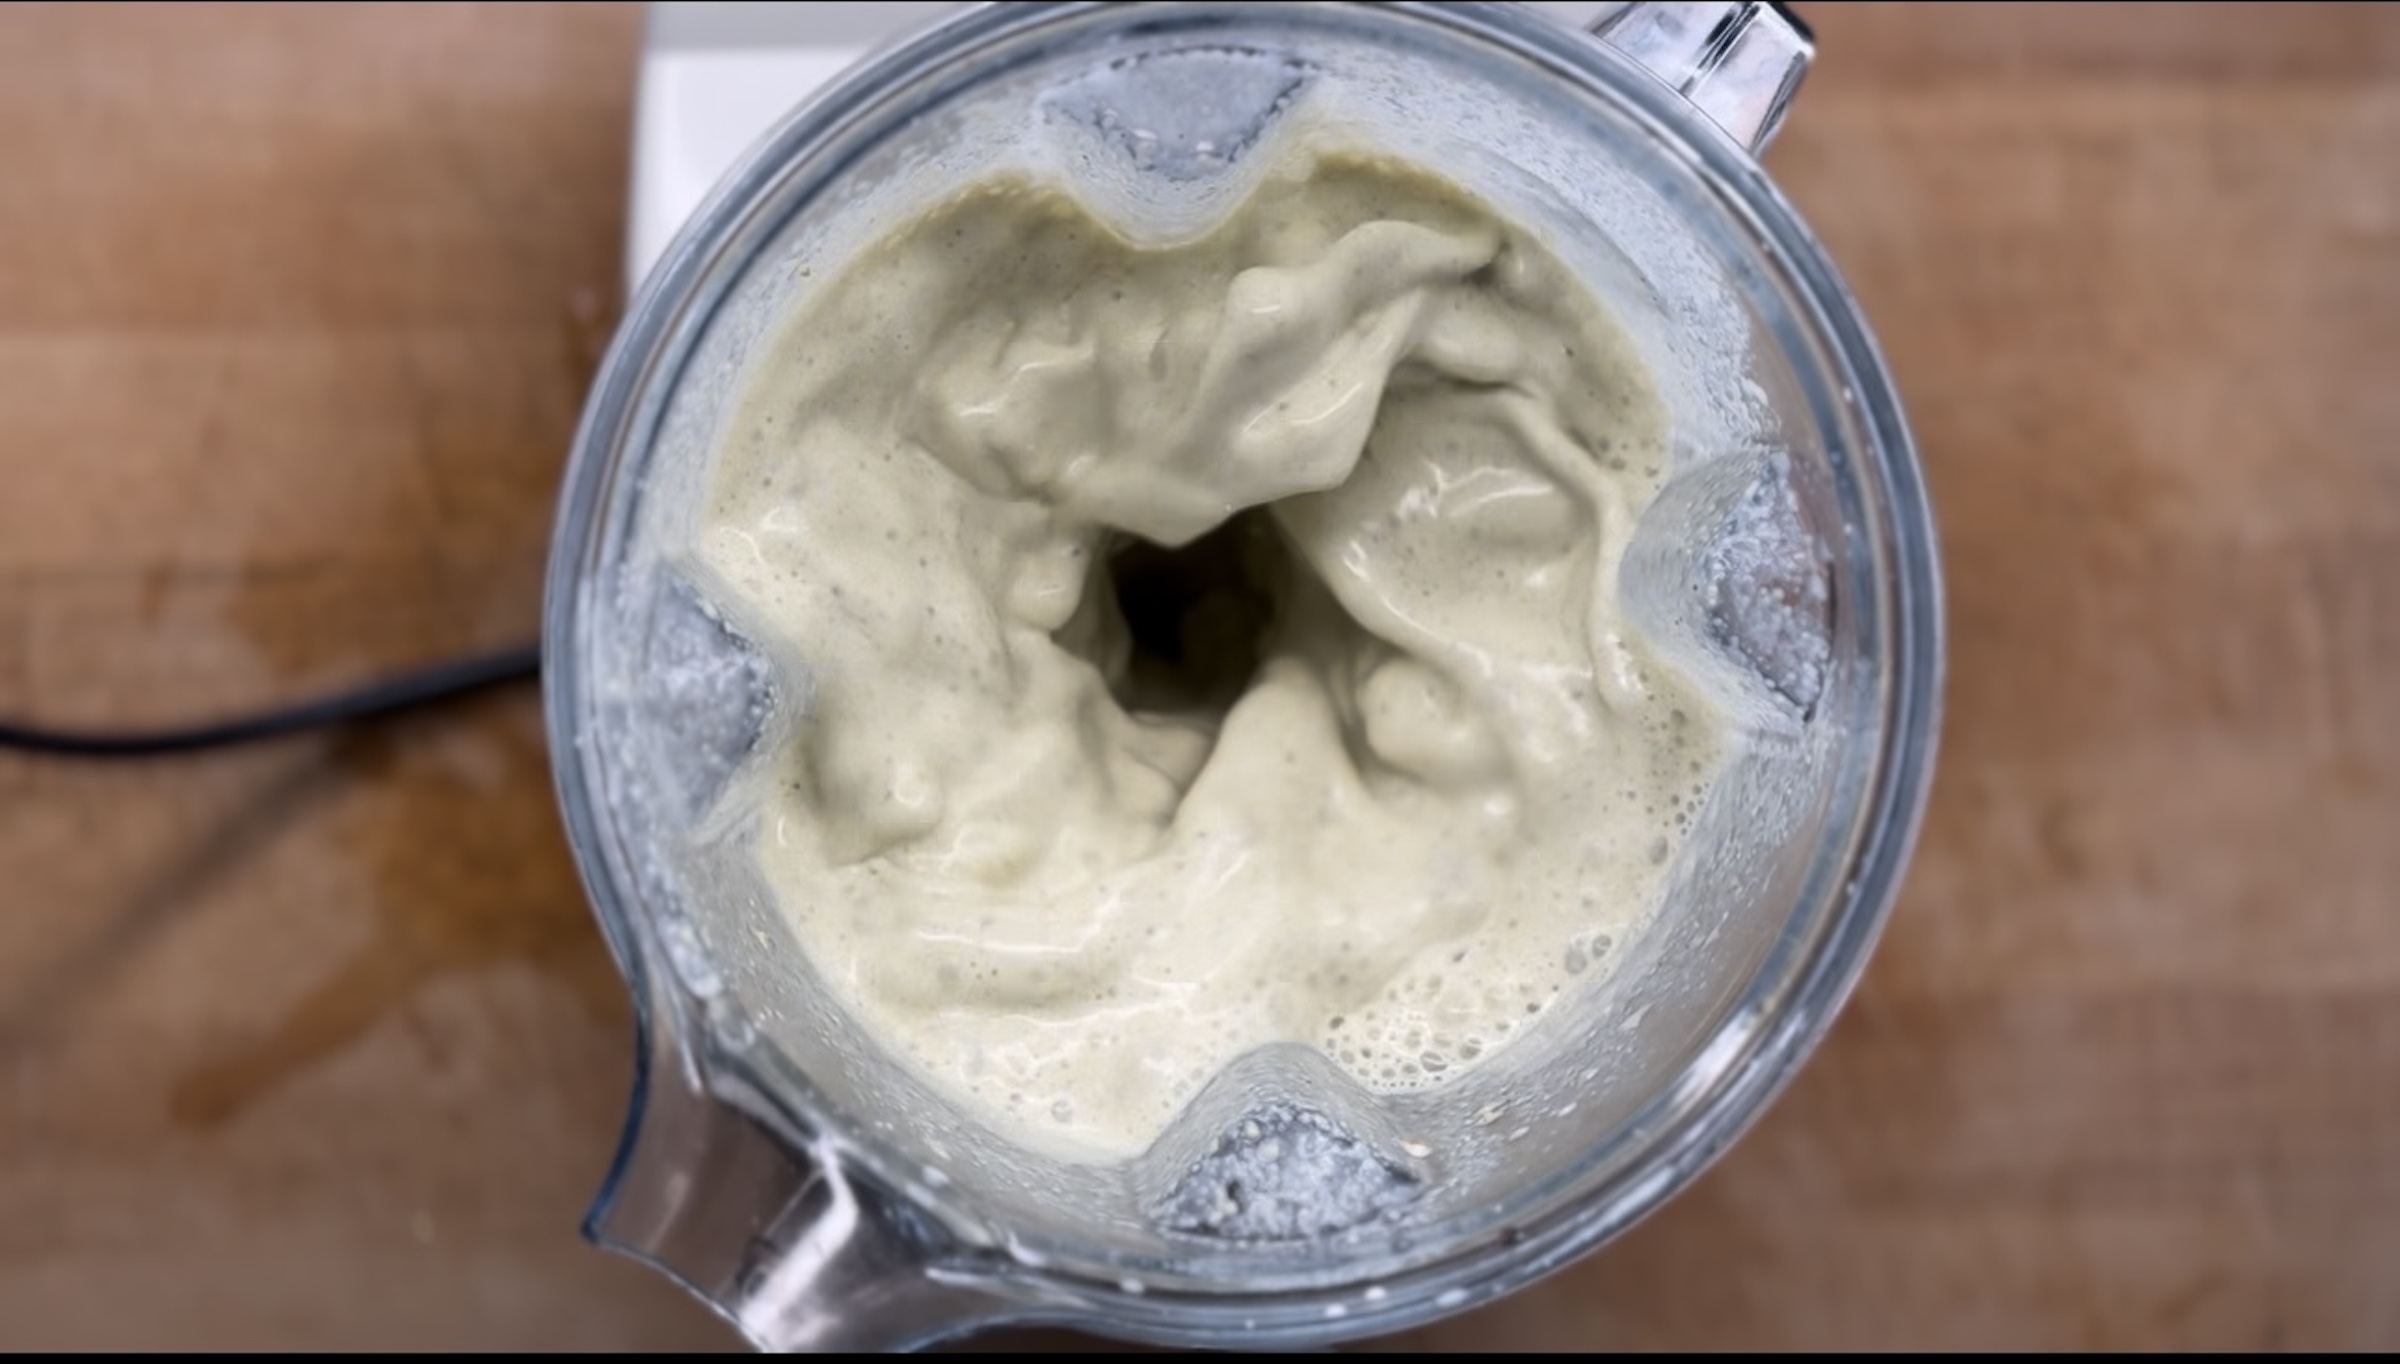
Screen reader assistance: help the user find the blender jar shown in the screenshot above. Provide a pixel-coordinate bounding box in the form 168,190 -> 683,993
543,1 -> 1942,1350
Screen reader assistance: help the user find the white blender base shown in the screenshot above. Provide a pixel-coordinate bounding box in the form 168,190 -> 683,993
627,1 -> 1615,294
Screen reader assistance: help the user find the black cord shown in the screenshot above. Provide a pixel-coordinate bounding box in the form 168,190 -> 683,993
0,644 -> 541,758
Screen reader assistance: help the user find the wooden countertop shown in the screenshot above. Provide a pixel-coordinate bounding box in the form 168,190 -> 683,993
2,3 -> 2393,1351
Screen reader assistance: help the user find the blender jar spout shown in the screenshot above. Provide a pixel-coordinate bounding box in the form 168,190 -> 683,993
582,1018 -> 1017,1351
1587,1 -> 1814,153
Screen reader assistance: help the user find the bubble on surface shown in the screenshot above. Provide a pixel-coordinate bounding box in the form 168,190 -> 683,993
1154,1104 -> 1420,1242
1701,453 -> 1830,714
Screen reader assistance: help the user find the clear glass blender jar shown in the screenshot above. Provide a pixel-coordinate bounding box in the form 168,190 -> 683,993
542,1 -> 1942,1350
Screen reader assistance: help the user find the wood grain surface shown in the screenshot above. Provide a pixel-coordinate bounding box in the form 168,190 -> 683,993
1,2 -> 2394,1351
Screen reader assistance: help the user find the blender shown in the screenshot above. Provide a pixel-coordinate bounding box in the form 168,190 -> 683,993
544,1 -> 1942,1349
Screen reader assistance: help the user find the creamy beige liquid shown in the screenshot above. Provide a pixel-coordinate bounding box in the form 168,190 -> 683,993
696,152 -> 1726,1159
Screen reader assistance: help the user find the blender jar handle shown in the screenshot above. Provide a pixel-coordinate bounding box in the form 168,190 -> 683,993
1585,1 -> 1815,153
584,1005 -> 1016,1351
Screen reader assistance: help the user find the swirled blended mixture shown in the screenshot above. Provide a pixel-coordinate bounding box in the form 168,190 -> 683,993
696,152 -> 1725,1158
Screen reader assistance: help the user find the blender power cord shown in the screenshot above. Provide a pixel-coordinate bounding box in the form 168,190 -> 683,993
0,644 -> 540,758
